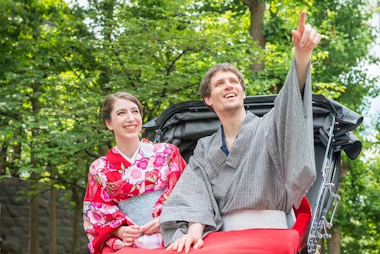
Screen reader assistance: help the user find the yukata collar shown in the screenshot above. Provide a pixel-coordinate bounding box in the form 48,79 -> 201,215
220,125 -> 237,156
105,139 -> 149,170
220,111 -> 250,156
212,112 -> 256,168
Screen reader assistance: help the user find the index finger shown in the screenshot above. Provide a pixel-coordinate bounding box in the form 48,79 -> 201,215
129,225 -> 140,229
166,242 -> 175,251
185,236 -> 194,253
126,226 -> 141,234
140,220 -> 153,232
298,10 -> 306,33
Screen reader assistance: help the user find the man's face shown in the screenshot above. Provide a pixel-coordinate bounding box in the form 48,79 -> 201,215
205,71 -> 246,114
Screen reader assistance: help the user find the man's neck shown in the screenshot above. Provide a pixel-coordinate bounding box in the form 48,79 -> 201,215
218,108 -> 246,140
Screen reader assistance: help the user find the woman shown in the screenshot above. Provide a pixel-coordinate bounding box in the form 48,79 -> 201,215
83,92 -> 186,254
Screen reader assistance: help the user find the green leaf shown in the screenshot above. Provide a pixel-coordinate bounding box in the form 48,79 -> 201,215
146,177 -> 155,183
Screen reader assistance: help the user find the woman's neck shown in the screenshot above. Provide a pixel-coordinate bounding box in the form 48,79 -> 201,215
116,138 -> 141,158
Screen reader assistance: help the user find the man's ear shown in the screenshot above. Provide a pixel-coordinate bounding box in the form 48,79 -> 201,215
105,119 -> 113,131
204,96 -> 213,107
243,91 -> 246,99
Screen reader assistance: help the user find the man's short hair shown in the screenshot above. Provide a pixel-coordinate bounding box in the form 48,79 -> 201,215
199,63 -> 246,99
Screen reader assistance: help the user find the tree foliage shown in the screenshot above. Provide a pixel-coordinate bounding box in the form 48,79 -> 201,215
337,149 -> 380,253
0,0 -> 379,253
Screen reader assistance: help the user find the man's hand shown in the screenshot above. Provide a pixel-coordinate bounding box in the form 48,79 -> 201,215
166,222 -> 205,253
140,217 -> 160,234
111,225 -> 142,247
166,234 -> 204,253
291,10 -> 321,90
291,10 -> 321,54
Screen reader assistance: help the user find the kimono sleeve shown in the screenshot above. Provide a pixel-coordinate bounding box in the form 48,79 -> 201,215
266,58 -> 316,210
153,144 -> 187,217
83,158 -> 134,254
159,139 -> 219,247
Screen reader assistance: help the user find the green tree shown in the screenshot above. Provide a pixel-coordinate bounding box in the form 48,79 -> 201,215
0,0 -> 378,253
337,146 -> 380,253
0,0 -> 94,253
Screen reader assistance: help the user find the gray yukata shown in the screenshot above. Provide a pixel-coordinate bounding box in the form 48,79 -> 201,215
159,58 -> 316,246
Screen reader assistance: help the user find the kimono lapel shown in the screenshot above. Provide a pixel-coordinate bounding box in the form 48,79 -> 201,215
104,147 -> 135,198
106,147 -> 132,171
206,112 -> 260,171
225,112 -> 259,169
203,127 -> 227,183
208,127 -> 227,166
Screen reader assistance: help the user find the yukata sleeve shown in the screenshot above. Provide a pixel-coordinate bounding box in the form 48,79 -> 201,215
266,57 -> 316,210
153,144 -> 187,218
159,140 -> 219,247
83,159 -> 135,254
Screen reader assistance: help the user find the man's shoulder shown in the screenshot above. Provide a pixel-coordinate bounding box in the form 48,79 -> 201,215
190,130 -> 220,158
198,130 -> 218,145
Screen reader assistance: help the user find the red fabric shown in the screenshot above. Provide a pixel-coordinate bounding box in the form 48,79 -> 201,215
102,229 -> 299,254
84,140 -> 187,253
292,196 -> 312,252
102,197 -> 311,254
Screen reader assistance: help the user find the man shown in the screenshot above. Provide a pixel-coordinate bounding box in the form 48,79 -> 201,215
159,10 -> 320,253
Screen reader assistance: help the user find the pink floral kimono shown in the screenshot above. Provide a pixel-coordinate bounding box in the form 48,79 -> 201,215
83,139 -> 186,254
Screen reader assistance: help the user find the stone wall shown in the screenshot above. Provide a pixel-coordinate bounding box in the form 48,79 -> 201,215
0,177 -> 90,254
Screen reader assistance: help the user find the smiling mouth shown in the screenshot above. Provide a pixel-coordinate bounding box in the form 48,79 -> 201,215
224,93 -> 236,99
124,125 -> 137,130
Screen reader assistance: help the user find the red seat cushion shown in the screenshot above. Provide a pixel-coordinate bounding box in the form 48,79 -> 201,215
102,229 -> 299,254
102,197 -> 311,254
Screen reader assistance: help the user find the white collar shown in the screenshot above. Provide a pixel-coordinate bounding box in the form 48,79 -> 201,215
115,141 -> 142,163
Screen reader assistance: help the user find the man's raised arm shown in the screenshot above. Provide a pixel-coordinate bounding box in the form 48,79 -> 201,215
291,10 -> 321,92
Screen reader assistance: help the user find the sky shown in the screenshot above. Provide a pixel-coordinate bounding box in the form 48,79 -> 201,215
366,10 -> 380,118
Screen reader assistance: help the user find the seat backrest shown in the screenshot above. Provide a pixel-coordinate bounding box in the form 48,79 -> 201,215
143,94 -> 362,213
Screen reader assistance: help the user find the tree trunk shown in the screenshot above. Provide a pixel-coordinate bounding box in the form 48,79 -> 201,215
11,130 -> 22,177
319,238 -> 325,254
324,160 -> 348,254
49,172 -> 57,254
242,0 -> 266,72
0,117 -> 7,176
0,144 -> 6,175
98,0 -> 115,95
29,172 -> 39,254
71,186 -> 84,254
97,0 -> 115,154
29,81 -> 41,254
71,187 -> 79,254
327,226 -> 341,254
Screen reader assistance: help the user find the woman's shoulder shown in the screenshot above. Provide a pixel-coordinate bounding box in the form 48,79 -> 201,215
141,138 -> 179,153
89,155 -> 109,175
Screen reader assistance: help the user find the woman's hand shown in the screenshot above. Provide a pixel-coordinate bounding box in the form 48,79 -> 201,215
140,217 -> 160,234
111,225 -> 142,247
166,222 -> 205,253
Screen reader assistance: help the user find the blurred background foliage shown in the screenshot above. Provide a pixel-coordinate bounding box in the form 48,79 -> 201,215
0,0 -> 379,253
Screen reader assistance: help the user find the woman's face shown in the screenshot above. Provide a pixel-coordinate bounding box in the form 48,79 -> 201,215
105,98 -> 142,143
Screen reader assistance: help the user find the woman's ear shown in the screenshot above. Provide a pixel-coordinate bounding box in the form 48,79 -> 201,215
105,119 -> 113,131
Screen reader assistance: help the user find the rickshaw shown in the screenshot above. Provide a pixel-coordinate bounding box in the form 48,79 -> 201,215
103,94 -> 363,254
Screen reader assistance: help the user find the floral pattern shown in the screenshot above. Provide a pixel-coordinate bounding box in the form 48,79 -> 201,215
83,139 -> 186,254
